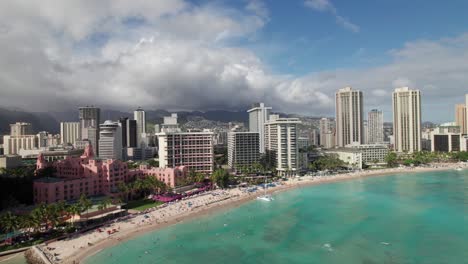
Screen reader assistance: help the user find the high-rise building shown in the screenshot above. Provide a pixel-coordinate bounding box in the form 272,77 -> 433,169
99,121 -> 122,160
227,132 -> 260,170
264,116 -> 301,176
118,117 -> 137,148
10,122 -> 33,136
79,106 -> 100,155
455,104 -> 467,135
60,122 -> 81,146
309,129 -> 319,146
37,132 -> 60,148
160,113 -> 180,132
134,107 -> 146,146
363,120 -> 368,144
335,87 -> 364,147
248,103 -> 272,153
157,131 -> 214,175
368,109 -> 384,144
319,118 -> 335,149
392,87 -> 422,153
465,94 -> 468,134
319,118 -> 332,134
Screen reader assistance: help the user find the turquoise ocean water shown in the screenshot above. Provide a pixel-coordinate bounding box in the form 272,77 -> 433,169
81,170 -> 468,263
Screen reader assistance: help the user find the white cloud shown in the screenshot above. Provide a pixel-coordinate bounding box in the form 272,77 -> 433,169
304,0 -> 360,33
0,0 -> 467,122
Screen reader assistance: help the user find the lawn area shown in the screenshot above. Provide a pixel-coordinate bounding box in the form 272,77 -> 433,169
123,199 -> 164,211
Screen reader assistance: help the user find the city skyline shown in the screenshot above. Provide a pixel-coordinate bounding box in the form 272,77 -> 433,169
0,1 -> 468,122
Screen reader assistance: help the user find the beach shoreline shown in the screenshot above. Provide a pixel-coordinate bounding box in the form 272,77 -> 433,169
41,163 -> 466,264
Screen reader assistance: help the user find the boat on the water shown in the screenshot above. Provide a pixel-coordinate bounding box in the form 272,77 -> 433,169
257,177 -> 274,202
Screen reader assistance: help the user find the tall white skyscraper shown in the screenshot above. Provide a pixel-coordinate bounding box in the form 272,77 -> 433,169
392,87 -> 422,153
368,109 -> 384,144
134,107 -> 146,147
60,122 -> 81,146
264,116 -> 301,176
335,87 -> 364,147
247,102 -> 272,153
99,120 -> 122,160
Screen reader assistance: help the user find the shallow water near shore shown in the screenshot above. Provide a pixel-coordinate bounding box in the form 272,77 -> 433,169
84,170 -> 468,263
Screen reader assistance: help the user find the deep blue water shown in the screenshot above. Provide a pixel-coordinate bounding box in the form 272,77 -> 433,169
86,170 -> 468,264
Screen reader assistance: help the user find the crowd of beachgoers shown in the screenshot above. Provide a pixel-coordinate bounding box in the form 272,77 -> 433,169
38,162 -> 467,264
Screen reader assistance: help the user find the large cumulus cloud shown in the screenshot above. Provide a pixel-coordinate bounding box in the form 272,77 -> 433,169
0,0 -> 467,122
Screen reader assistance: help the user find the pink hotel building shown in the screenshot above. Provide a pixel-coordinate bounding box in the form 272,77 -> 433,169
33,144 -> 188,204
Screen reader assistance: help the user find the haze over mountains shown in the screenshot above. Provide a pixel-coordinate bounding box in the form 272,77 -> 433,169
0,107 -> 251,135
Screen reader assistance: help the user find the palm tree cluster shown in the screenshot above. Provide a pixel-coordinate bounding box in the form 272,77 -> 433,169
0,194 -> 103,245
118,177 -> 168,202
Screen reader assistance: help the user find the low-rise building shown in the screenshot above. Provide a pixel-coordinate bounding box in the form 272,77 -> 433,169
347,144 -> 389,164
33,144 -> 188,204
18,147 -> 84,160
325,148 -> 362,169
428,125 -> 463,152
3,135 -> 39,155
0,155 -> 22,169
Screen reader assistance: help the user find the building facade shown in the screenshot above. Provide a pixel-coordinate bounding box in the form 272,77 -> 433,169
319,118 -> 335,149
325,148 -> 363,169
264,116 -> 301,176
99,121 -> 123,160
119,117 -> 137,148
348,144 -> 389,164
227,132 -> 260,169
157,131 -> 214,175
429,125 -> 462,152
79,106 -> 100,155
33,144 -> 188,204
0,155 -> 22,169
60,122 -> 81,146
3,135 -> 38,155
392,87 -> 422,153
10,122 -> 33,136
248,102 -> 272,153
455,104 -> 466,135
368,109 -> 384,144
335,87 -> 364,147
134,107 -> 146,147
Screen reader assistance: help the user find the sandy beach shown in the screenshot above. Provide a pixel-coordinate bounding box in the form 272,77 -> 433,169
39,163 -> 467,264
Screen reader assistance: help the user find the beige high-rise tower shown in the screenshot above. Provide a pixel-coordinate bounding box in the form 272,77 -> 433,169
392,87 -> 422,153
368,109 -> 384,144
455,104 -> 466,135
466,94 -> 468,134
335,87 -> 364,147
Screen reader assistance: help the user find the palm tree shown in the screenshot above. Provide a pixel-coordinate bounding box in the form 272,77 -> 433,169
67,204 -> 81,226
78,194 -> 92,219
118,182 -> 130,202
97,197 -> 112,211
0,212 -> 19,239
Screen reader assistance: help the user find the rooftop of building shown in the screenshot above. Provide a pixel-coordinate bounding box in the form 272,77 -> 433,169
325,147 -> 362,153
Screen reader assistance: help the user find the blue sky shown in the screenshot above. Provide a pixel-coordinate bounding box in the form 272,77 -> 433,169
1,0 -> 467,122
230,0 -> 468,74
